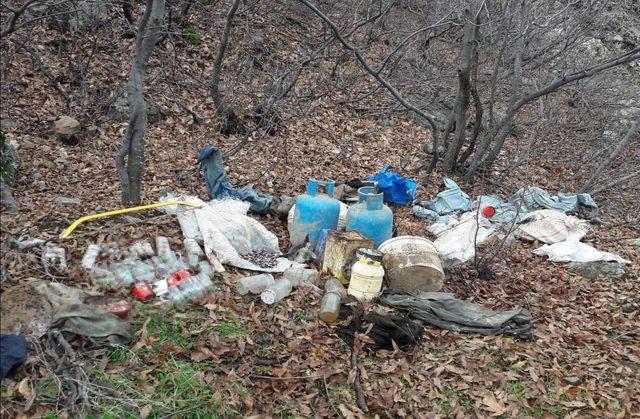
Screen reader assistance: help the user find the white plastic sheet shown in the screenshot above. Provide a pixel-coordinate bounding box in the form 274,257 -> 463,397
428,211 -> 495,264
533,240 -> 631,264
162,195 -> 299,272
515,209 -> 589,244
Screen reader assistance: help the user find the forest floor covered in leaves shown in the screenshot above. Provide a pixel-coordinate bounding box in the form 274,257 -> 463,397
1,5 -> 639,418
1,100 -> 638,417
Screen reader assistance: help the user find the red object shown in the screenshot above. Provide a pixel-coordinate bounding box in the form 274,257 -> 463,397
175,269 -> 191,280
167,270 -> 191,287
132,283 -> 153,300
84,296 -> 132,318
482,206 -> 496,218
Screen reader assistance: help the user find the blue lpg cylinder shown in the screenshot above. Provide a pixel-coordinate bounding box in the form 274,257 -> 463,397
290,180 -> 341,247
346,186 -> 393,247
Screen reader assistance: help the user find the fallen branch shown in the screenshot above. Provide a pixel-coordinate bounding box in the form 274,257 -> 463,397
351,350 -> 368,413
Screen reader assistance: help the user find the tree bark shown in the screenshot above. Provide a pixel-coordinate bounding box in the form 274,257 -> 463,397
115,0 -> 165,206
474,0 -> 527,173
464,48 -> 640,181
442,7 -> 480,173
211,0 -> 241,118
580,115 -> 640,193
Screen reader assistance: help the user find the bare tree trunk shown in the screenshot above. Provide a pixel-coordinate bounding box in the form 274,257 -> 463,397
115,0 -> 165,206
580,115 -> 640,193
457,46 -> 483,167
442,7 -> 480,173
476,0 -> 527,173
211,0 -> 241,119
464,48 -> 640,181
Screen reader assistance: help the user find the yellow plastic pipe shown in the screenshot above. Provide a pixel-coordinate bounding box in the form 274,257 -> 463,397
59,201 -> 201,238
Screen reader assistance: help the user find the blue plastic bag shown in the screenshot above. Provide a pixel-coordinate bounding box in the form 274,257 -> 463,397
368,165 -> 416,205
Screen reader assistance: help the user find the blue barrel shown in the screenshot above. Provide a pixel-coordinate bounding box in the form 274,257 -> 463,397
346,187 -> 393,247
290,180 -> 341,247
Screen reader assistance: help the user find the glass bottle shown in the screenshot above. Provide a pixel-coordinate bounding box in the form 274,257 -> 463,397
237,274 -> 274,295
260,279 -> 293,304
319,291 -> 341,323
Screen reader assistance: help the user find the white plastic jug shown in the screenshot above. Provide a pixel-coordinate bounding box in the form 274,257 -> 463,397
347,257 -> 384,301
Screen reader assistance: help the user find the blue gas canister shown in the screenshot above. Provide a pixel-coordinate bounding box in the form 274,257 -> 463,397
290,180 -> 341,247
346,186 -> 393,247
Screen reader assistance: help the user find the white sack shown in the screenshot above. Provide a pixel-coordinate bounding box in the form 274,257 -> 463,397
163,195 -> 298,272
516,209 -> 589,244
533,239 -> 631,264
159,194 -> 202,241
428,211 -> 495,264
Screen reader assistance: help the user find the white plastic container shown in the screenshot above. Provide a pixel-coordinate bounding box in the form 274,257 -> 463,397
238,274 -> 275,295
81,244 -> 101,269
347,257 -> 385,301
261,279 -> 293,304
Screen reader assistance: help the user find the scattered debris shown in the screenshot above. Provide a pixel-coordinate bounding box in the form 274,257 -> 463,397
380,291 -> 535,340
54,196 -> 81,205
0,334 -> 27,380
413,178 -> 472,221
199,146 -> 273,214
42,243 -> 67,269
10,235 -> 45,251
533,240 -> 631,263
368,164 -> 416,205
321,230 -> 374,283
515,209 -> 589,243
379,236 -> 445,293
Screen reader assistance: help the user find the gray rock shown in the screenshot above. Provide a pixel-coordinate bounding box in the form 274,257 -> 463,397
569,262 -> 627,280
107,89 -> 161,123
55,196 -> 81,205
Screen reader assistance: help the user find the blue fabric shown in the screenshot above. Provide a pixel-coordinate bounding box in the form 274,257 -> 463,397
368,165 -> 416,205
1,334 -> 27,380
199,146 -> 273,214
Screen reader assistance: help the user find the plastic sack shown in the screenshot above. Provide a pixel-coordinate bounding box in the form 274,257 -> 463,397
368,165 -> 416,205
515,209 -> 589,244
414,178 -> 472,216
160,194 -> 202,241
428,211 -> 494,264
533,239 -> 630,264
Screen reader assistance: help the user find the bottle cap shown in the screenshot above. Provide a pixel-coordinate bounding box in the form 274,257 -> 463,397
261,289 -> 276,304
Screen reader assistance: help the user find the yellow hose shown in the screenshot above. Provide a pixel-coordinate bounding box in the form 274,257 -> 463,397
59,201 -> 201,238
